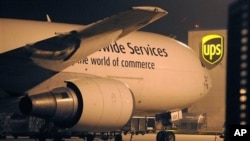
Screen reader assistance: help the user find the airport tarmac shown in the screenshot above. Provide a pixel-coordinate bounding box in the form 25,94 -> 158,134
1,134 -> 224,141
122,134 -> 224,141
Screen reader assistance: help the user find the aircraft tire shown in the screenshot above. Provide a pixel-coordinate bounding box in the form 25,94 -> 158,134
114,134 -> 122,141
38,137 -> 46,141
166,131 -> 175,141
101,133 -> 109,140
156,131 -> 175,141
0,135 -> 6,139
86,134 -> 94,141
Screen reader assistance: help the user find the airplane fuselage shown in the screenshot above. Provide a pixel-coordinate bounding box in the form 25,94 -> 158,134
0,18 -> 211,116
64,31 -> 212,115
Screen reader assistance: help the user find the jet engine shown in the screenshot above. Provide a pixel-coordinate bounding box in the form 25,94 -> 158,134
19,77 -> 135,132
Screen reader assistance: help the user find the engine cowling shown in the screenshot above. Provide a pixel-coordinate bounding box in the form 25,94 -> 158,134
19,77 -> 135,132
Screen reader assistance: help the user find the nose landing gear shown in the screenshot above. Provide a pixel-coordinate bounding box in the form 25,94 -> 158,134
156,131 -> 175,141
155,112 -> 176,141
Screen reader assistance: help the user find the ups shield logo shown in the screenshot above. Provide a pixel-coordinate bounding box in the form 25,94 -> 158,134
201,34 -> 224,69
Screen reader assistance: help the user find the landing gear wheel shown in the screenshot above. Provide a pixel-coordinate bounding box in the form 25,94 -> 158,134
166,131 -> 175,141
86,134 -> 94,141
38,137 -> 46,141
101,133 -> 109,140
114,134 -> 122,141
156,131 -> 175,141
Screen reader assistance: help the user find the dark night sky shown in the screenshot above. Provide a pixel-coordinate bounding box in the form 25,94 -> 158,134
0,0 -> 235,43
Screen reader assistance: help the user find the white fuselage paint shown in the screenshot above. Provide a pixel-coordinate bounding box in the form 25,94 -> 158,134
0,19 -> 212,115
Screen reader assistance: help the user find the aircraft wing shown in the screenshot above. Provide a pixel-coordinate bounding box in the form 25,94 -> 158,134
25,6 -> 167,71
0,6 -> 167,94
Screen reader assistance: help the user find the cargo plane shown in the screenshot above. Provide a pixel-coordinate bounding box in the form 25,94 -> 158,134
0,6 -> 212,141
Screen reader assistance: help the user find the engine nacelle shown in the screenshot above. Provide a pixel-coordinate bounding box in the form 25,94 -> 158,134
69,77 -> 135,132
19,77 -> 135,132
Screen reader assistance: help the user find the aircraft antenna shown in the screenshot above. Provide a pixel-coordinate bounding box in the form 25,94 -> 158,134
46,14 -> 52,22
